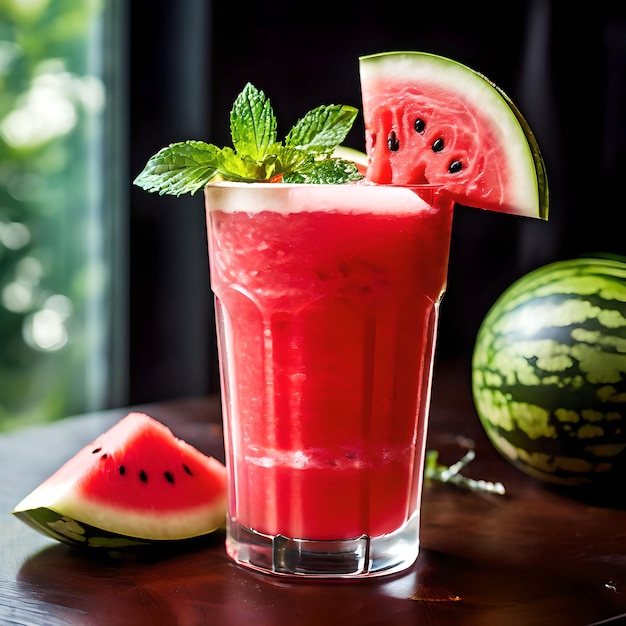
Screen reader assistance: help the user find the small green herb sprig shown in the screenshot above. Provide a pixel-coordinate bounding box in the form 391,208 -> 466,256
425,446 -> 506,495
133,83 -> 363,196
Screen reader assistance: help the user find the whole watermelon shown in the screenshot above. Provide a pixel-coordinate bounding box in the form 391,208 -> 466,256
472,256 -> 626,487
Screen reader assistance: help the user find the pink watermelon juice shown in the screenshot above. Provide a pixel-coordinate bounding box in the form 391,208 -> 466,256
205,183 -> 454,574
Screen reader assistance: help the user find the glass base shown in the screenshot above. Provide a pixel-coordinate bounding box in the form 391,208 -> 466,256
225,513 -> 420,579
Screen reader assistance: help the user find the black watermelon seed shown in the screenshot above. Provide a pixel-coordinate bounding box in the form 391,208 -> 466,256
164,471 -> 175,484
101,453 -> 108,460
432,138 -> 444,152
387,130 -> 400,152
139,470 -> 148,483
449,160 -> 463,173
414,118 -> 425,134
91,447 -> 101,454
183,464 -> 193,476
119,465 -> 126,476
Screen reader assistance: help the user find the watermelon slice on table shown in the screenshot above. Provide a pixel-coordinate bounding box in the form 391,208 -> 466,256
12,412 -> 227,549
359,51 -> 548,220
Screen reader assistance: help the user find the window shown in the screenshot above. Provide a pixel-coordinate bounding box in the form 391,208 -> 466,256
0,0 -> 126,430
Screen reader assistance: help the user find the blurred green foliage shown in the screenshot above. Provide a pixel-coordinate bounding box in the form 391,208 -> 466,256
0,0 -> 110,431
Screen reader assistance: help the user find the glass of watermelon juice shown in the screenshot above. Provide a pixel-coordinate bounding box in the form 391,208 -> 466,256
205,181 -> 454,578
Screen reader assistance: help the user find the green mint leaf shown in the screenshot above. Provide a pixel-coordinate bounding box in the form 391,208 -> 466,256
134,83 -> 362,195
268,145 -> 311,177
230,82 -> 277,160
216,147 -> 268,182
215,145 -> 307,182
285,105 -> 358,154
133,141 -> 223,196
283,158 -> 362,184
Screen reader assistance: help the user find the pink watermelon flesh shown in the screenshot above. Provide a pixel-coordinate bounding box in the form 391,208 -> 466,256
360,53 -> 547,219
13,412 -> 227,543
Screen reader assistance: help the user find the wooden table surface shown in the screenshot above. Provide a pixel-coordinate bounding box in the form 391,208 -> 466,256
1,361 -> 625,626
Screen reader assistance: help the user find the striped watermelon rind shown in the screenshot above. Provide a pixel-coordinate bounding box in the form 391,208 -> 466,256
12,506 -> 222,551
472,257 -> 626,487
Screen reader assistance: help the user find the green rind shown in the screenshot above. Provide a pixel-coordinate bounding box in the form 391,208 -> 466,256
332,145 -> 368,169
12,488 -> 228,543
492,84 -> 549,221
13,506 -> 223,550
359,51 -> 549,220
472,257 -> 626,486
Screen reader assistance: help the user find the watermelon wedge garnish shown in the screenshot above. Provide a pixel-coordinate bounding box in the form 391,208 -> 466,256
359,51 -> 548,220
12,412 -> 227,549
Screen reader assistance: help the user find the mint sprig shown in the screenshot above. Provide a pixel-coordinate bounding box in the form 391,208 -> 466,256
425,448 -> 506,495
133,83 -> 362,195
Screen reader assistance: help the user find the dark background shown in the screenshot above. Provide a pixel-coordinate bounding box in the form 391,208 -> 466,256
127,0 -> 626,404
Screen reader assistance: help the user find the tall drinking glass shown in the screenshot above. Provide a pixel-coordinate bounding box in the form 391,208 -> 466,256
205,182 -> 454,578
